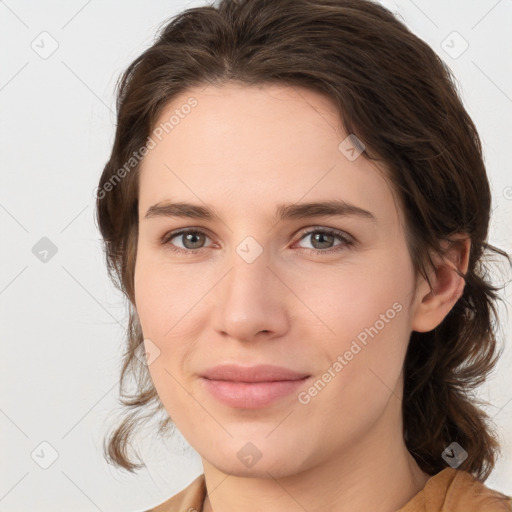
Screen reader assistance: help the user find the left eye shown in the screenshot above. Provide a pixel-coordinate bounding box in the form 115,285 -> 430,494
161,227 -> 353,255
296,228 -> 352,253
162,229 -> 213,251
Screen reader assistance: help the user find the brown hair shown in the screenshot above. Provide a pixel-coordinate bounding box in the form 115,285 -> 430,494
95,0 -> 511,481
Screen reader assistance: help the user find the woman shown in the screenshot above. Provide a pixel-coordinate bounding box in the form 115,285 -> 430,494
95,0 -> 512,510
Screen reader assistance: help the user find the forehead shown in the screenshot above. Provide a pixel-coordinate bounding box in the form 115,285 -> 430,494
138,82 -> 400,227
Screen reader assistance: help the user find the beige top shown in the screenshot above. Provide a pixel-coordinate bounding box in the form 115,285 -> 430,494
145,467 -> 512,512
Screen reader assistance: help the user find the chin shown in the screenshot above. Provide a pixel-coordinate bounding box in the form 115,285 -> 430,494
202,436 -> 313,479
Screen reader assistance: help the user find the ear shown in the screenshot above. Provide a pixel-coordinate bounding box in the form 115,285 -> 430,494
411,235 -> 471,333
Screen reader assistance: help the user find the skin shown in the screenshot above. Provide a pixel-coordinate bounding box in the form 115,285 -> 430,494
134,82 -> 470,512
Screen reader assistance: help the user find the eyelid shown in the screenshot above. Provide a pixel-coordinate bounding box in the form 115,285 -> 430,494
294,225 -> 354,243
161,225 -> 355,254
160,227 -> 215,248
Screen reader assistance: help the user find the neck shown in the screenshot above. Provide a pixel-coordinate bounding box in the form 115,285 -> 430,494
201,390 -> 431,512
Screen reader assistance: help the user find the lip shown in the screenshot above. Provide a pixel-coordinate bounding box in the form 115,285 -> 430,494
200,364 -> 310,382
200,364 -> 311,409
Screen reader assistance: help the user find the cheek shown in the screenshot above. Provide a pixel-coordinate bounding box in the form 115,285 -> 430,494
133,251 -> 214,387
134,247 -> 205,338
133,256 -> 199,420
344,236 -> 414,321
317,245 -> 413,337
311,244 -> 415,389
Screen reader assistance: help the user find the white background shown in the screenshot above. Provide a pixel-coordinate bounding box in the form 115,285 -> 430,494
0,0 -> 511,510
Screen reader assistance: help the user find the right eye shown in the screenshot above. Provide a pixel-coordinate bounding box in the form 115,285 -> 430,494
161,228 -> 214,253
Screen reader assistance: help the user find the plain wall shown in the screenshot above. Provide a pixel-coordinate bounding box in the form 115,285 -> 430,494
0,1 -> 511,510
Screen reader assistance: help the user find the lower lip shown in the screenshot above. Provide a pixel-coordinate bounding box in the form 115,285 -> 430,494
201,377 -> 310,409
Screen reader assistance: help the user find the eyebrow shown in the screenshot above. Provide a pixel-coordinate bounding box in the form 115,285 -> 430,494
144,199 -> 376,223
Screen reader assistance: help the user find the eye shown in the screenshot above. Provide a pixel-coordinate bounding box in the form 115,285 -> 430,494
161,229 -> 213,253
294,227 -> 353,255
160,226 -> 354,255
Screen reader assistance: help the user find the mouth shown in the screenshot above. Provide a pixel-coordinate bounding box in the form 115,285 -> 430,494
200,363 -> 310,382
199,364 -> 311,409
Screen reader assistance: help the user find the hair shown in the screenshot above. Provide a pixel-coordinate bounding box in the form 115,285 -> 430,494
95,0 -> 511,482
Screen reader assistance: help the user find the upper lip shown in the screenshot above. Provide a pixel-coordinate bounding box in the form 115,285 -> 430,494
201,364 -> 310,382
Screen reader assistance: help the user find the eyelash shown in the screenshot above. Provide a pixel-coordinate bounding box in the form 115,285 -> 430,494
160,227 -> 354,256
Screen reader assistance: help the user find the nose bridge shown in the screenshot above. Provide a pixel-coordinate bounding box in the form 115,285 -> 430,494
226,235 -> 273,297
211,234 -> 288,338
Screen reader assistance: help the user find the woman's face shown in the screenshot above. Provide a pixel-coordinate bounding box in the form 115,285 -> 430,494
134,82 -> 423,477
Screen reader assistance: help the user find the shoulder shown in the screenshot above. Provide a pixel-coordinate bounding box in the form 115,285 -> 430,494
141,469 -> 511,512
424,468 -> 512,512
143,473 -> 206,512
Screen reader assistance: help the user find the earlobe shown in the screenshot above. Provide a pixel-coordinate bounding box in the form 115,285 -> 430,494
411,236 -> 471,333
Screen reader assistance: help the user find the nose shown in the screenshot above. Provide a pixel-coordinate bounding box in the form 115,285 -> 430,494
209,244 -> 291,342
